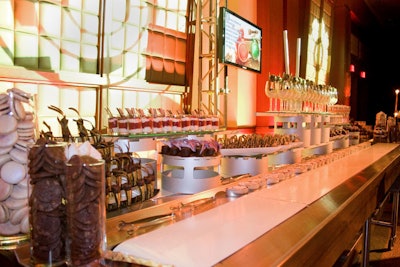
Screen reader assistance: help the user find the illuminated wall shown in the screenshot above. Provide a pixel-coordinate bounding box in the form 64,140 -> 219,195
0,0 -> 187,137
305,0 -> 333,85
224,0 -> 258,128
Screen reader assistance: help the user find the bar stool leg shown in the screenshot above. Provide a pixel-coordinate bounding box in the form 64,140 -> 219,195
389,191 -> 399,249
361,217 -> 371,267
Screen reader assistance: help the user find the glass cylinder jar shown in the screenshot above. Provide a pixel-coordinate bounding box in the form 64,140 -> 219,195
190,115 -> 199,132
205,115 -> 213,131
0,89 -> 35,250
65,155 -> 106,266
152,115 -> 163,134
117,117 -> 128,135
107,117 -> 118,135
162,114 -> 172,133
141,115 -> 153,134
181,114 -> 190,132
28,141 -> 67,266
211,114 -> 220,131
198,115 -> 207,131
171,114 -> 182,133
127,115 -> 142,135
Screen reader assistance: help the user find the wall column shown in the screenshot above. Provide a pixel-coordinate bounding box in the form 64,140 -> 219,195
330,0 -> 351,105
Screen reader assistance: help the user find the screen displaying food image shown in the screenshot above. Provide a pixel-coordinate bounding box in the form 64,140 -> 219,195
219,7 -> 262,73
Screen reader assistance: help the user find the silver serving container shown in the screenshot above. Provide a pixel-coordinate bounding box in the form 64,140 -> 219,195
161,155 -> 221,194
220,155 -> 268,177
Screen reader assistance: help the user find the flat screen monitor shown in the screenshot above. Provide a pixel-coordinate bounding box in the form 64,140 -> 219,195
218,7 -> 262,73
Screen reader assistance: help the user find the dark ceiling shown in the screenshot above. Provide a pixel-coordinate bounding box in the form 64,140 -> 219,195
364,0 -> 400,29
349,1 -> 400,124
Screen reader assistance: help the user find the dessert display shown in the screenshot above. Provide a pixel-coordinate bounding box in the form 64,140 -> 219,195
66,152 -> 105,266
160,136 -> 221,194
116,108 -> 129,135
28,138 -> 106,266
387,117 -> 399,142
217,133 -> 301,157
47,105 -> 74,142
125,108 -> 143,134
104,150 -> 158,211
218,133 -> 302,177
373,111 -> 389,143
4,88 -> 377,266
0,88 -> 35,249
330,120 -> 371,143
328,105 -> 351,124
28,139 -> 67,265
342,120 -> 373,145
106,107 -> 219,135
329,126 -> 349,140
5,90 -> 380,267
222,141 -> 372,191
42,105 -> 159,213
159,136 -> 220,157
218,133 -> 299,149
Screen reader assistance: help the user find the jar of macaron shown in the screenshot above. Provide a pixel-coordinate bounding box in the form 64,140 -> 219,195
0,88 -> 35,250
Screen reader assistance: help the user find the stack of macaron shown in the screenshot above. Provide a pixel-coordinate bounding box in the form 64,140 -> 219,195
0,88 -> 35,236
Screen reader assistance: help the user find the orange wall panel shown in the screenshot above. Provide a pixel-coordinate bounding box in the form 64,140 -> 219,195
256,0 -> 306,127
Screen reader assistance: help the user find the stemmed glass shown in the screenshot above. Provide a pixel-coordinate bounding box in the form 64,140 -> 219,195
316,85 -> 325,112
312,82 -> 319,112
292,76 -> 304,112
318,85 -> 327,112
278,73 -> 291,111
323,86 -> 332,112
265,74 -> 281,111
325,86 -> 338,113
287,76 -> 297,111
267,74 -> 338,114
305,81 -> 315,112
303,80 -> 314,112
298,78 -> 307,112
329,86 -> 338,106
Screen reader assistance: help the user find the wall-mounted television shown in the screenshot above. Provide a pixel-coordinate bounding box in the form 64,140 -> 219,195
218,7 -> 262,73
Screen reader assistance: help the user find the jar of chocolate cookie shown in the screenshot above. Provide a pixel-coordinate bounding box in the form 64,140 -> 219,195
28,139 -> 68,266
65,155 -> 106,266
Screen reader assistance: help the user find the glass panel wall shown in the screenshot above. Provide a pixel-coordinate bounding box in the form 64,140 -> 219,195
0,0 -> 187,136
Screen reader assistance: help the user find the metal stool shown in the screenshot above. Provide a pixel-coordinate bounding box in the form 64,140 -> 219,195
371,177 -> 400,250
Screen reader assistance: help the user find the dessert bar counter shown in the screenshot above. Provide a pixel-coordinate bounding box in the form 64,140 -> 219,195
15,143 -> 400,266
214,143 -> 400,267
105,143 -> 400,266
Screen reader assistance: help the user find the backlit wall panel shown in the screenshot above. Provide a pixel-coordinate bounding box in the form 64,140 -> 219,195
0,0 -> 186,137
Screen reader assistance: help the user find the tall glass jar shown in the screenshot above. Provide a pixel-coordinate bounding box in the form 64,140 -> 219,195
65,155 -> 106,266
28,140 -> 67,266
0,89 -> 35,250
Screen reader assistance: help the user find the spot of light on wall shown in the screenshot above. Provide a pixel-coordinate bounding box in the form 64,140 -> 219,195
349,64 -> 355,72
360,71 -> 366,78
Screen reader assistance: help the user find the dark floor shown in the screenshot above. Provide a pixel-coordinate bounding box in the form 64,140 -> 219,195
351,200 -> 400,267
